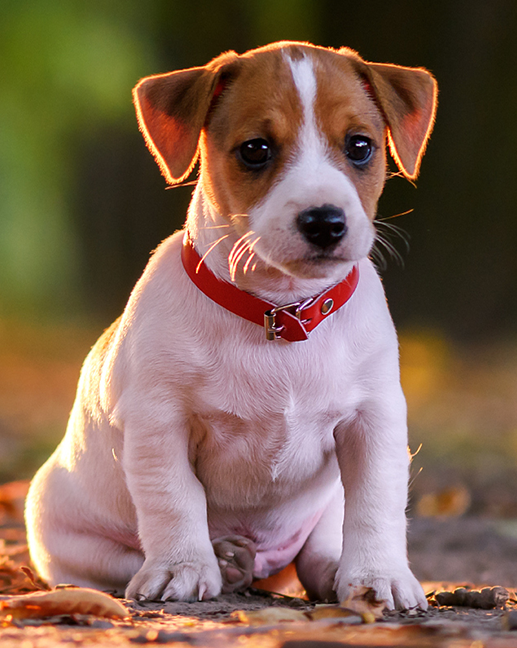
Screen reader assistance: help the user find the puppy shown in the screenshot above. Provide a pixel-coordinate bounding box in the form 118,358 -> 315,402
25,41 -> 437,609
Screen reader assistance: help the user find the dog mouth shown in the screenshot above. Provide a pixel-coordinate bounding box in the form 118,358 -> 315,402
278,252 -> 354,279
305,253 -> 347,264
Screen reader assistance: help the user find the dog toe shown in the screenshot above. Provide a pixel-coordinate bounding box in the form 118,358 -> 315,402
212,535 -> 256,593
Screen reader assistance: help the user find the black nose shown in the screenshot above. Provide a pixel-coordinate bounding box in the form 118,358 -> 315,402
296,205 -> 347,249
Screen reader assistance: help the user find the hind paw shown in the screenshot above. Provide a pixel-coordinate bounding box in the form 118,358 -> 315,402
212,535 -> 256,593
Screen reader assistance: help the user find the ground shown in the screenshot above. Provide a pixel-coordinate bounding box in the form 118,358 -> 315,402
3,487 -> 517,648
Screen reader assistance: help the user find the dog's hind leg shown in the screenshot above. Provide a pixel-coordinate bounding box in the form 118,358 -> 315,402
294,485 -> 343,601
211,535 -> 256,593
28,527 -> 145,596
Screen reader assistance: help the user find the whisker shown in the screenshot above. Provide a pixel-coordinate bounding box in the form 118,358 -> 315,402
228,232 -> 256,279
243,252 -> 256,275
196,234 -> 230,272
376,222 -> 410,251
199,224 -> 231,230
410,443 -> 423,459
377,209 -> 414,222
249,236 -> 260,253
230,244 -> 253,281
369,246 -> 387,272
386,170 -> 405,181
228,231 -> 255,265
386,170 -> 417,188
165,179 -> 199,190
229,234 -> 262,280
371,213 -> 411,270
375,233 -> 405,267
230,238 -> 257,280
408,465 -> 423,493
240,236 -> 261,276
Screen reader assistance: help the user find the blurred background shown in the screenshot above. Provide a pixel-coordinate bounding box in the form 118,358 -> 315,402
1,0 -> 517,519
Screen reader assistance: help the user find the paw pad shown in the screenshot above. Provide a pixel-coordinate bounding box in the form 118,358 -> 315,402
212,535 -> 256,593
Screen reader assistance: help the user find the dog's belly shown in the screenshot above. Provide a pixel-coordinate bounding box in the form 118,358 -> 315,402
209,505 -> 328,578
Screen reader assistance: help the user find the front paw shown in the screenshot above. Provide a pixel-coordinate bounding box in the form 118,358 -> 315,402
335,566 -> 427,611
125,558 -> 222,602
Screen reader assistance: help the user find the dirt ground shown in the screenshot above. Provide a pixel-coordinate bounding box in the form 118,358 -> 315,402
4,501 -> 517,648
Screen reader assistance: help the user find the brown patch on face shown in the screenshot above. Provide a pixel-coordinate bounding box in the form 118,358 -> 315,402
199,44 -> 388,225
199,46 -> 305,218
309,49 -> 388,221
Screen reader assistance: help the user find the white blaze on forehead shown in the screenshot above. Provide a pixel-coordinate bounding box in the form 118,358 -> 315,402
287,54 -> 324,156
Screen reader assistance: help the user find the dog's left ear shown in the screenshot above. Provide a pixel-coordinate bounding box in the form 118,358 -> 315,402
361,62 -> 438,180
133,52 -> 239,184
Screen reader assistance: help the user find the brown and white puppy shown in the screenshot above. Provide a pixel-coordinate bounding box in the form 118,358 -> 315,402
25,42 -> 437,609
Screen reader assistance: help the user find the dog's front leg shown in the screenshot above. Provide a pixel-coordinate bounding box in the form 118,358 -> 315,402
122,405 -> 221,602
333,387 -> 427,611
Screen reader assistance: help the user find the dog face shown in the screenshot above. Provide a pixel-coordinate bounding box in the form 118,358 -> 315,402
134,42 -> 437,281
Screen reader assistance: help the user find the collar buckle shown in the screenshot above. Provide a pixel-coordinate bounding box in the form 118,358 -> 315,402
264,297 -> 315,341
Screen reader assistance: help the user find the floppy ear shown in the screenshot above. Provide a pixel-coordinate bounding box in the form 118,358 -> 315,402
362,62 -> 438,179
133,52 -> 238,184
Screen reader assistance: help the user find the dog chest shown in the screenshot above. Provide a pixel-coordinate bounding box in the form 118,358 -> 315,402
191,406 -> 341,508
183,337 -> 358,507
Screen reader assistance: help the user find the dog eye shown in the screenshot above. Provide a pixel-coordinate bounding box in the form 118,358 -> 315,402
238,139 -> 272,169
345,135 -> 373,166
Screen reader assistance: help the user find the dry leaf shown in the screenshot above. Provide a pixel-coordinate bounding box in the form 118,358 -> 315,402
19,566 -> 50,592
0,560 -> 48,595
340,585 -> 386,620
0,587 -> 129,620
231,607 -> 308,625
308,604 -> 361,621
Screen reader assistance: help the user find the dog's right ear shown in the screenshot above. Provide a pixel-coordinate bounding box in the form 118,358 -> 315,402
133,52 -> 238,184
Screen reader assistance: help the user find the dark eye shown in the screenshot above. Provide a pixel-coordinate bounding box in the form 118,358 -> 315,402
345,134 -> 373,166
238,138 -> 272,169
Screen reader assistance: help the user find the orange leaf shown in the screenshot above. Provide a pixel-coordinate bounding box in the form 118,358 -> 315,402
340,585 -> 386,620
231,607 -> 308,625
0,587 -> 129,620
309,604 -> 362,621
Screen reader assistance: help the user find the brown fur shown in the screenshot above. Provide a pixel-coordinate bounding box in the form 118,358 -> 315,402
133,42 -> 436,197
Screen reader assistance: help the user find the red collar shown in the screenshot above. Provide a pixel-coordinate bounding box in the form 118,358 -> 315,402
181,234 -> 359,342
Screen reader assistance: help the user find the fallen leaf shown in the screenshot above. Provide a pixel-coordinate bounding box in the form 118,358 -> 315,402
231,607 -> 308,625
0,587 -> 129,620
0,559 -> 48,595
340,585 -> 386,620
308,604 -> 361,621
19,566 -> 50,592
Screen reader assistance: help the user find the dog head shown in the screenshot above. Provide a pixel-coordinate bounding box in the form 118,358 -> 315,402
133,42 -> 437,282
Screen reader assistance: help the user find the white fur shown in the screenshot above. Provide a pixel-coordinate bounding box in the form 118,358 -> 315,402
25,50 -> 427,610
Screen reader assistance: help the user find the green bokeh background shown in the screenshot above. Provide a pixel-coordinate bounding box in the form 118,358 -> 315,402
3,0 -> 517,337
